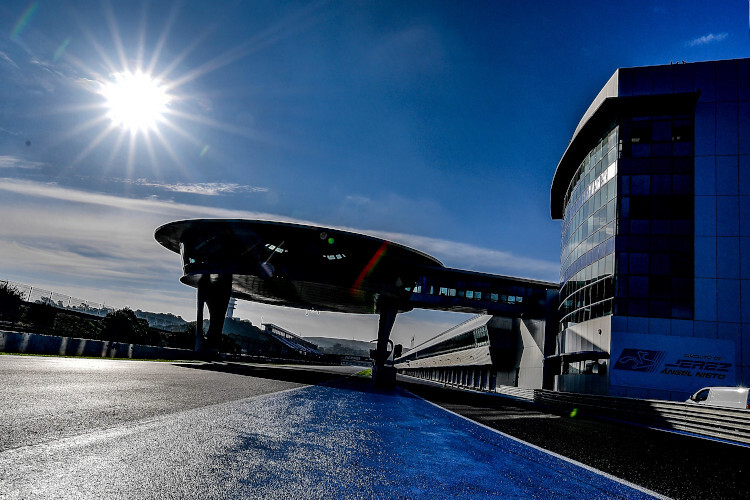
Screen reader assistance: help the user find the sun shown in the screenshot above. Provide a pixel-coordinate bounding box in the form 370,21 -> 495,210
58,1 -> 313,176
101,71 -> 170,133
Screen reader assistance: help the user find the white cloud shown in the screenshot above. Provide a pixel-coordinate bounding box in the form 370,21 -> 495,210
346,228 -> 559,282
0,156 -> 44,169
687,32 -> 728,47
0,178 -> 558,278
0,177 -> 273,218
126,178 -> 269,196
0,178 -> 558,336
0,51 -> 19,69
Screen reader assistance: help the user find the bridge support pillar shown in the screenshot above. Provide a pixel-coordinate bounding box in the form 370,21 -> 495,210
372,297 -> 398,388
194,274 -> 232,359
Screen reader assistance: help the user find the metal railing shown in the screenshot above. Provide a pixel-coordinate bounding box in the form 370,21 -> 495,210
1,279 -> 115,318
400,368 -> 750,445
533,390 -> 750,445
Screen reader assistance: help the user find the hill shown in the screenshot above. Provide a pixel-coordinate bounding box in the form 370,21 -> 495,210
304,337 -> 373,356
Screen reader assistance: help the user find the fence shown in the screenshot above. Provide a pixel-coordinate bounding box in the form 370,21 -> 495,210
1,279 -> 115,318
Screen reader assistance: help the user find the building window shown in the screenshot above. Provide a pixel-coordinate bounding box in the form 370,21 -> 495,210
559,113 -> 694,331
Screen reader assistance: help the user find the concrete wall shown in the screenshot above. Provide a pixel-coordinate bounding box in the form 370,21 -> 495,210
685,59 -> 750,387
0,330 -> 195,360
559,315 -> 611,355
394,345 -> 491,370
517,319 -> 544,389
493,318 -> 546,389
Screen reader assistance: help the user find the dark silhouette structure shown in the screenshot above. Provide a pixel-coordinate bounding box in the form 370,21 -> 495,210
155,219 -> 557,386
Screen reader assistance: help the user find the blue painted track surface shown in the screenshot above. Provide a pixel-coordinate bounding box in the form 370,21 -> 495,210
1,376 -> 658,499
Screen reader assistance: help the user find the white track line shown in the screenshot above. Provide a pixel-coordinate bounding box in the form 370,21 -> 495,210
405,388 -> 671,500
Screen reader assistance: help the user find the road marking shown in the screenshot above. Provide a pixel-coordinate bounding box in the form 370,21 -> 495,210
406,388 -> 671,500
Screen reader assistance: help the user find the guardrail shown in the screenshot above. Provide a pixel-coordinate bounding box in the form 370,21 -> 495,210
496,385 -> 535,401
533,390 -> 750,445
0,330 -> 195,360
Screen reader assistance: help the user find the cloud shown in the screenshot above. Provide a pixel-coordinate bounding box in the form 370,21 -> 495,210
74,77 -> 104,93
0,51 -> 19,69
687,32 -> 728,47
0,156 -> 44,170
125,178 -> 269,196
0,177 -> 276,218
360,229 -> 559,281
0,177 -> 558,278
0,178 -> 558,326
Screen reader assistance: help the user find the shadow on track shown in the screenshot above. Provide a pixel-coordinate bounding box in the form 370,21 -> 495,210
173,362 -> 427,402
172,362 -> 350,386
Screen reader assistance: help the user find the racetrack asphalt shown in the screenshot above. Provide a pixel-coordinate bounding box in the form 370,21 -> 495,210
399,376 -> 750,500
0,356 -> 352,452
0,355 -> 662,499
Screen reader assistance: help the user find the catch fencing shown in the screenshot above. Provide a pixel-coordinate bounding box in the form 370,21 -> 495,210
1,279 -> 115,318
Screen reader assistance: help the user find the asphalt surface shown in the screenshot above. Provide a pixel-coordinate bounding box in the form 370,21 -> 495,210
0,356 -> 357,451
400,377 -> 750,500
0,355 -> 658,499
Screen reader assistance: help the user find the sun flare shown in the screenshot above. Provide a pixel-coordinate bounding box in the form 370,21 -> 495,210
101,71 -> 170,133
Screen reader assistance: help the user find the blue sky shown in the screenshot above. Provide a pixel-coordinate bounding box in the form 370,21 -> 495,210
0,0 -> 747,344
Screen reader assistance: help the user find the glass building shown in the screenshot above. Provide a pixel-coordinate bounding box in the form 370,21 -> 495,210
550,58 -> 750,400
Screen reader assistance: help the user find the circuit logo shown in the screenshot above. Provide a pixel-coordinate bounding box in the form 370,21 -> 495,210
613,349 -> 667,373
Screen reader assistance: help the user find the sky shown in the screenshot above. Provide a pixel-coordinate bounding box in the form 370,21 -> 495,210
0,0 -> 748,346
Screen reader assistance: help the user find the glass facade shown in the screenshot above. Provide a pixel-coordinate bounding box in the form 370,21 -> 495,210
559,113 -> 695,330
614,114 -> 694,319
559,127 -> 618,329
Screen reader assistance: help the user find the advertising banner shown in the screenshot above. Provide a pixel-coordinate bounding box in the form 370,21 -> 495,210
609,332 -> 736,392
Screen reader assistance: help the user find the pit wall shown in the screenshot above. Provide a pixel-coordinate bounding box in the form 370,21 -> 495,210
0,330 -> 195,360
399,365 -> 535,400
399,317 -> 548,391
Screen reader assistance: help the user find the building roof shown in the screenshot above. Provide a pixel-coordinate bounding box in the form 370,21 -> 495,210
155,218 -> 558,317
550,63 -> 701,219
155,218 -> 444,314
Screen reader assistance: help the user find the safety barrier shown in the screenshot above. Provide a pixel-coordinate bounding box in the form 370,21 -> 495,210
533,390 -> 750,445
495,385 -> 535,401
400,369 -> 750,445
0,330 -> 195,360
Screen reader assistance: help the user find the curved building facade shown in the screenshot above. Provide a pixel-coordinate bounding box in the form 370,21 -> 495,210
550,58 -> 749,400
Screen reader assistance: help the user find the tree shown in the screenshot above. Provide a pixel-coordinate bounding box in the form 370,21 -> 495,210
101,308 -> 153,344
25,302 -> 58,329
0,283 -> 23,323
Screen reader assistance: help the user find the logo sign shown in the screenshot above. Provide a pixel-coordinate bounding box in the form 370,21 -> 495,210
612,349 -> 666,373
610,332 -> 736,393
